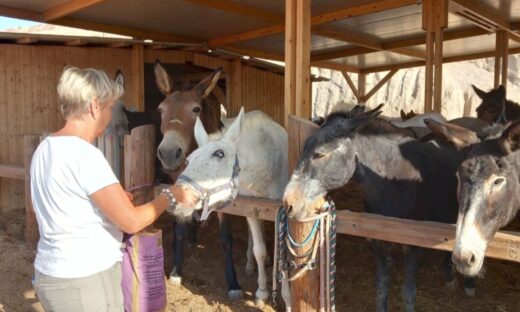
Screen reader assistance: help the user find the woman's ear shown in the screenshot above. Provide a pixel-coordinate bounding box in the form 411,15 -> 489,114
89,98 -> 100,120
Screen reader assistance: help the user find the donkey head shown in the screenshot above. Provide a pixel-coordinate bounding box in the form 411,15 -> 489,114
172,107 -> 245,220
428,118 -> 520,276
105,70 -> 130,137
283,107 -> 382,220
155,60 -> 223,174
473,85 -> 506,124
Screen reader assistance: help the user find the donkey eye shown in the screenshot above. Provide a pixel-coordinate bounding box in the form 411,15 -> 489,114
158,107 -> 163,114
312,152 -> 326,160
213,150 -> 225,158
193,107 -> 201,114
493,177 -> 505,186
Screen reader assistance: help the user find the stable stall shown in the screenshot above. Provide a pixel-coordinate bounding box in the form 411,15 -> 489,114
1,0 -> 520,311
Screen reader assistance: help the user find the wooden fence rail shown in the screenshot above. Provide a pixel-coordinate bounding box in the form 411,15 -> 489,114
154,185 -> 520,264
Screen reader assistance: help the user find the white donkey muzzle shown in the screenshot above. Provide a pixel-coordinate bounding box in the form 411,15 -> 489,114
176,155 -> 241,221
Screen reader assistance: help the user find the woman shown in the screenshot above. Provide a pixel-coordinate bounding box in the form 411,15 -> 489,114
30,66 -> 197,311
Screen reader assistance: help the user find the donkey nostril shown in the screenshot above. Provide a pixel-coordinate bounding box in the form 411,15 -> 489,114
175,148 -> 183,159
287,205 -> 293,215
469,254 -> 476,266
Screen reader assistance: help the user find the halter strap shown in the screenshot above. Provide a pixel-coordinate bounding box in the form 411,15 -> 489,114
177,155 -> 241,221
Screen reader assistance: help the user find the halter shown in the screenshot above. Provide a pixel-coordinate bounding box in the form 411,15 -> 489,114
176,155 -> 241,221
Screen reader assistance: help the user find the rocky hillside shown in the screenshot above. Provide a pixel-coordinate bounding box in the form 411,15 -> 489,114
312,56 -> 520,120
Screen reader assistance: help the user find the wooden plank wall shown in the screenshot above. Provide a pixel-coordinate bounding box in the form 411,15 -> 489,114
0,45 -> 285,213
238,65 -> 284,125
0,44 -> 133,213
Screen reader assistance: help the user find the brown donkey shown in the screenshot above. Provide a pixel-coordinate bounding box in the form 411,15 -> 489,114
154,60 -> 246,300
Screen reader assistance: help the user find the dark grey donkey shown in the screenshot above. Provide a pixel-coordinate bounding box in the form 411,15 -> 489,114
283,107 -> 474,312
426,118 -> 520,277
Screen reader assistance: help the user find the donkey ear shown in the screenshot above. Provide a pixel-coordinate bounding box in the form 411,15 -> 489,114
154,59 -> 173,96
400,109 -> 407,120
224,107 -> 245,144
499,119 -> 520,155
424,119 -> 479,149
115,70 -> 125,87
196,67 -> 222,99
472,84 -> 487,99
194,117 -> 210,146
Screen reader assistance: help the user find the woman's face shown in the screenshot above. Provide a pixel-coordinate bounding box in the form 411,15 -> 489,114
96,98 -> 116,136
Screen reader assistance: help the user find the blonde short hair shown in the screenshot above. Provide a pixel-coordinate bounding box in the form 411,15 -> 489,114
57,66 -> 124,119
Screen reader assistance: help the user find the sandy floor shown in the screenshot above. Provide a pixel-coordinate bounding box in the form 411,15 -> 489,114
2,185 -> 520,311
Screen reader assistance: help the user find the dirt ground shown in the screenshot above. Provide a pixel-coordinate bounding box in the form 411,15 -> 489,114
1,183 -> 520,311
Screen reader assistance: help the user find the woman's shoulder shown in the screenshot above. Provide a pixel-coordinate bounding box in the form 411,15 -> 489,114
41,136 -> 104,160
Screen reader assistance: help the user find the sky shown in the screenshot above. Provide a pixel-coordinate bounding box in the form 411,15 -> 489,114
0,17 -> 39,30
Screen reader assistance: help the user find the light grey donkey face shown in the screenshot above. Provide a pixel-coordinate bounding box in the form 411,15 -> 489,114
172,107 -> 245,220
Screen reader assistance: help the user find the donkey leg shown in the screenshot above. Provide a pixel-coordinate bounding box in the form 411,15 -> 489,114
245,225 -> 255,276
246,217 -> 269,307
217,213 -> 243,300
373,240 -> 392,312
464,276 -> 476,297
402,245 -> 420,312
186,215 -> 198,247
443,252 -> 458,290
170,220 -> 186,285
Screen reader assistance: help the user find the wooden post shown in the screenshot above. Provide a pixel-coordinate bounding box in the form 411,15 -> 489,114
494,31 -> 509,90
288,116 -> 320,311
285,0 -> 315,309
124,125 -> 155,205
422,0 -> 447,113
24,135 -> 41,250
131,44 -> 145,112
358,72 -> 366,102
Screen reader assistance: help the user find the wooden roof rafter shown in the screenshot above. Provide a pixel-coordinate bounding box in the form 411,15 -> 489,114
43,0 -> 107,21
361,46 -> 520,74
192,0 -> 424,61
207,0 -> 418,47
449,0 -> 520,43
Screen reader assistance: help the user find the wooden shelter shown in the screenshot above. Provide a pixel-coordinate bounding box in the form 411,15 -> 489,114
2,0 -> 520,311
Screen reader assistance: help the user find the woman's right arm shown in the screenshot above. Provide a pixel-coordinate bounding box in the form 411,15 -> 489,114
91,183 -> 197,234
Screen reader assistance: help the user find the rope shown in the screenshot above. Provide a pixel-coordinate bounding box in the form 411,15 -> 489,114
272,200 -> 337,312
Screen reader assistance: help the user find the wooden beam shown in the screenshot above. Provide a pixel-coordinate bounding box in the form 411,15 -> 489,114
284,0 -> 297,128
358,73 -> 366,101
311,61 -> 361,73
363,69 -> 398,102
108,41 -> 132,48
294,0 -> 311,120
153,177 -> 520,265
311,46 -> 374,62
0,164 -> 24,180
450,0 -> 520,43
313,26 -> 426,60
184,0 -> 284,24
53,17 -> 201,43
208,0 -> 417,47
15,37 -> 38,44
219,196 -> 520,264
494,31 -> 509,89
219,46 -> 284,62
362,46 -> 520,74
342,71 -> 361,102
131,44 -> 145,112
0,5 -> 42,21
43,0 -> 107,21
65,38 -> 88,46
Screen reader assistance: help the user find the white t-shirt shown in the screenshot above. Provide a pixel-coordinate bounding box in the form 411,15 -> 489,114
31,136 -> 122,278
